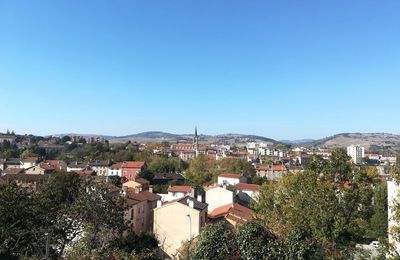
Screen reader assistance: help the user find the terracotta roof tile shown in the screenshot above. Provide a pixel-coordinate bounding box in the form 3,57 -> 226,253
168,185 -> 192,193
208,203 -> 253,221
218,173 -> 242,179
234,183 -> 260,191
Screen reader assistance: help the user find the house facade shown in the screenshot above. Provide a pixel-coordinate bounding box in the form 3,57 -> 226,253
205,186 -> 234,212
217,173 -> 247,186
121,161 -> 146,181
153,196 -> 207,258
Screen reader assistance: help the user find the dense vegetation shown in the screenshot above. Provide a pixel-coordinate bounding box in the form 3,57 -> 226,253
191,149 -> 389,259
0,172 -> 159,259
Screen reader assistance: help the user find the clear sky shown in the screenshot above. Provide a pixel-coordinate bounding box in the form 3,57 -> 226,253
1,0 -> 399,140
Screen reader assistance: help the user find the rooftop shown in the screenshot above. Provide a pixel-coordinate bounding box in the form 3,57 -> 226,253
208,203 -> 253,221
234,183 -> 261,191
177,196 -> 208,211
168,185 -> 192,193
218,173 -> 242,179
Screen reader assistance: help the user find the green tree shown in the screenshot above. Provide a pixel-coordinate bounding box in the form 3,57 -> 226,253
369,184 -> 388,239
236,222 -> 277,259
193,222 -> 235,260
185,156 -> 216,186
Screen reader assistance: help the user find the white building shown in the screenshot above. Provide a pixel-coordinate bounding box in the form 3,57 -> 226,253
234,183 -> 260,204
347,145 -> 365,164
21,157 -> 39,169
388,179 -> 400,255
107,162 -> 122,177
217,173 -> 247,186
205,186 -> 234,212
164,186 -> 194,202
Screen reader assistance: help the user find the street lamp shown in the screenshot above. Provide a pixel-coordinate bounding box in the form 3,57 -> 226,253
186,214 -> 192,259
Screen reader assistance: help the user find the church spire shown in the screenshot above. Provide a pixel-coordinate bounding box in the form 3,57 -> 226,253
193,126 -> 199,157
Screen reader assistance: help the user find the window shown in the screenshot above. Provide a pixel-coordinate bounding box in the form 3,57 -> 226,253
131,209 -> 134,220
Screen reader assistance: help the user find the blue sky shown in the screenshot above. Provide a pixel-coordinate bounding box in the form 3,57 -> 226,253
0,0 -> 399,140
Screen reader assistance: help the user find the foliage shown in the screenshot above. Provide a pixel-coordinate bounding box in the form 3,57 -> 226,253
185,156 -> 216,186
254,150 -> 386,258
369,184 -> 388,239
236,222 -> 275,259
193,221 -> 236,260
0,172 -> 158,259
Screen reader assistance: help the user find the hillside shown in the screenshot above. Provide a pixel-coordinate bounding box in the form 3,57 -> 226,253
308,133 -> 400,154
108,131 -> 279,145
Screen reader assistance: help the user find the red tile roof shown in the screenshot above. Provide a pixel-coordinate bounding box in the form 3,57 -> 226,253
121,161 -> 145,168
234,183 -> 260,191
110,162 -> 123,168
208,203 -> 253,221
255,164 -> 286,171
218,173 -> 241,179
168,185 -> 192,193
22,157 -> 39,163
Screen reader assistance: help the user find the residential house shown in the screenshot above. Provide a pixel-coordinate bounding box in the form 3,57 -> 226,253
67,162 -> 88,172
72,170 -> 96,176
2,167 -> 25,175
124,189 -> 161,234
0,134 -> 16,143
89,160 -> 112,176
123,178 -> 150,193
108,162 -> 123,177
165,185 -> 194,201
217,173 -> 247,186
21,157 -> 40,169
25,165 -> 53,175
255,164 -> 287,180
152,172 -> 185,186
121,161 -> 146,181
208,203 -> 253,226
4,158 -> 21,169
234,183 -> 260,204
205,185 -> 235,212
40,160 -> 67,171
154,196 -> 208,258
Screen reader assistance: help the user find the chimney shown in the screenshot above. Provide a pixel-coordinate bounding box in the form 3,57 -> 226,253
188,198 -> 194,209
122,186 -> 127,197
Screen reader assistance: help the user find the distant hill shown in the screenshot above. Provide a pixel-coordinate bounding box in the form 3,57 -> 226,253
308,133 -> 400,154
280,139 -> 315,145
108,131 -> 279,145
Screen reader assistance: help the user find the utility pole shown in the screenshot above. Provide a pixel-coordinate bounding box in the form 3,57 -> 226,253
186,214 -> 192,259
44,232 -> 49,260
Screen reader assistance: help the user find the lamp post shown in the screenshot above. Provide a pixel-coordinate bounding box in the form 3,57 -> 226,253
186,214 -> 192,259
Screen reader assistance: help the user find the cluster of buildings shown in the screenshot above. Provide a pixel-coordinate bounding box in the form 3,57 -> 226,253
69,135 -> 106,144
0,154 -> 258,259
152,173 -> 259,258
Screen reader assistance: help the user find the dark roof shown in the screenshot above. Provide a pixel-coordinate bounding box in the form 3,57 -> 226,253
3,158 -> 20,165
89,160 -> 112,167
127,190 -> 161,202
0,174 -> 49,185
177,196 -> 208,211
2,168 -> 25,175
135,178 -> 150,185
68,162 -> 89,168
153,172 -> 185,181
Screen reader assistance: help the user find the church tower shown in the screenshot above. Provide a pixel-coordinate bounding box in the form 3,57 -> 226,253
193,126 -> 199,157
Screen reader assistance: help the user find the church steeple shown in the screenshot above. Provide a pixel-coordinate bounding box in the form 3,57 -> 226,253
193,126 -> 199,157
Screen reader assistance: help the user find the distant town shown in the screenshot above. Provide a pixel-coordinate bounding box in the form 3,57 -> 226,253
1,128 -> 400,259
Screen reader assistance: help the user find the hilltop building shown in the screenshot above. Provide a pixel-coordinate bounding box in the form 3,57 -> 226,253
347,145 -> 365,164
